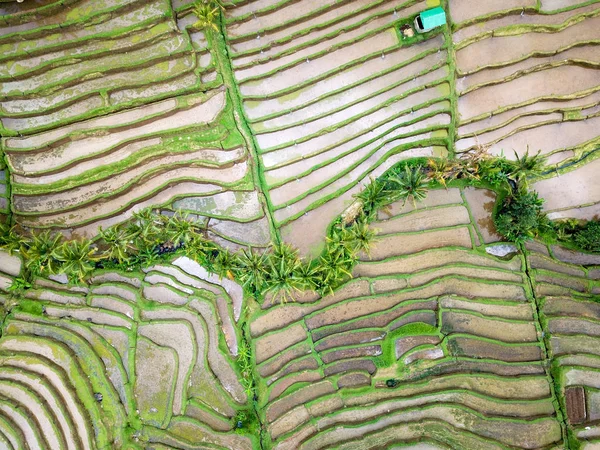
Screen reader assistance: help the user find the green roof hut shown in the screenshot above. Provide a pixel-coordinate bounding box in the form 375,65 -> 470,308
414,7 -> 446,33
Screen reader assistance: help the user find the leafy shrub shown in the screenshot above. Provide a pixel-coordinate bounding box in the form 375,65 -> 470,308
574,221 -> 600,252
494,190 -> 545,244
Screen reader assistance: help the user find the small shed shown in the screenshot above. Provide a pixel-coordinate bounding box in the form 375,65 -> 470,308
415,7 -> 446,32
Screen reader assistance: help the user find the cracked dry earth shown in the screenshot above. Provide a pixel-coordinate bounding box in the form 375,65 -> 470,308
1,0 -> 600,449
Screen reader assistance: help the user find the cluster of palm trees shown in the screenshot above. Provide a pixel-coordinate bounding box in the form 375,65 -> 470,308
0,207 -> 378,303
0,210 -> 205,284
0,149 -> 556,300
426,147 -> 547,192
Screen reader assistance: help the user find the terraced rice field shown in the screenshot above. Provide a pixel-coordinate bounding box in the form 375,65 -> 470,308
0,0 -> 272,249
1,0 -> 600,448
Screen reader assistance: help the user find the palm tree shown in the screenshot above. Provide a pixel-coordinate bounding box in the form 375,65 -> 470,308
0,223 -> 27,255
128,208 -> 164,252
509,149 -> 546,187
235,247 -> 269,294
326,225 -> 354,257
185,234 -> 216,265
353,178 -> 391,219
52,239 -> 101,283
388,165 -> 428,207
165,212 -> 196,248
212,249 -> 238,280
193,1 -> 223,32
296,261 -> 322,292
346,216 -> 377,257
263,243 -> 304,304
99,226 -> 135,264
317,248 -> 356,296
22,230 -> 63,277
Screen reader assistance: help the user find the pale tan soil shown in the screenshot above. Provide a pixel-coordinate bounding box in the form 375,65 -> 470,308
14,148 -> 244,213
44,183 -> 222,236
256,75 -> 447,153
227,0 -> 340,39
457,89 -> 600,138
0,380 -> 63,450
315,330 -> 385,352
449,0 -> 536,24
536,272 -> 588,292
408,265 -> 524,288
458,66 -> 600,122
449,336 -> 542,361
543,296 -> 600,319
255,55 -> 447,134
240,30 -> 398,97
251,280 -> 371,336
551,335 -> 600,356
485,115 -> 600,161
7,91 -> 224,174
233,7 -> 420,83
243,36 -> 444,120
89,296 -> 135,319
546,202 -> 600,221
110,72 -> 199,106
258,343 -> 314,378
138,321 -> 194,416
173,256 -> 243,321
368,227 -> 472,260
533,156 -> 600,212
549,317 -> 600,336
269,371 -> 323,402
266,380 -> 336,423
463,187 -> 502,243
1,95 -> 105,133
456,17 -> 600,74
91,283 -> 137,302
552,245 -> 600,265
142,283 -> 190,306
165,416 -> 253,450
269,127 -> 442,208
441,310 -> 538,342
255,323 -> 308,364
304,406 -> 560,449
144,273 -> 194,295
396,336 -> 441,359
565,368 -> 600,389
452,3 -> 600,44
321,345 -> 382,364
458,46 -> 600,91
279,148 -> 435,256
263,96 -> 445,171
91,325 -> 131,377
441,297 -> 533,320
404,346 -> 444,364
232,1 -> 425,68
142,306 -> 246,405
375,205 -> 471,234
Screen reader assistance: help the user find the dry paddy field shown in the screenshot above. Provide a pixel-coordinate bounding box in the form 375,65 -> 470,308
1,0 -> 600,449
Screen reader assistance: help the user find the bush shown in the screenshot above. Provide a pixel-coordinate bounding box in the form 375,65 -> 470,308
574,221 -> 600,252
494,190 -> 545,244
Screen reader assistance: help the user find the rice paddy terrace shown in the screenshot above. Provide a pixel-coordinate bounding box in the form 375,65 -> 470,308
0,0 -> 599,449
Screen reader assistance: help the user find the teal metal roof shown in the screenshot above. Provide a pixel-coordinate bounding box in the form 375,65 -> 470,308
420,7 -> 446,29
